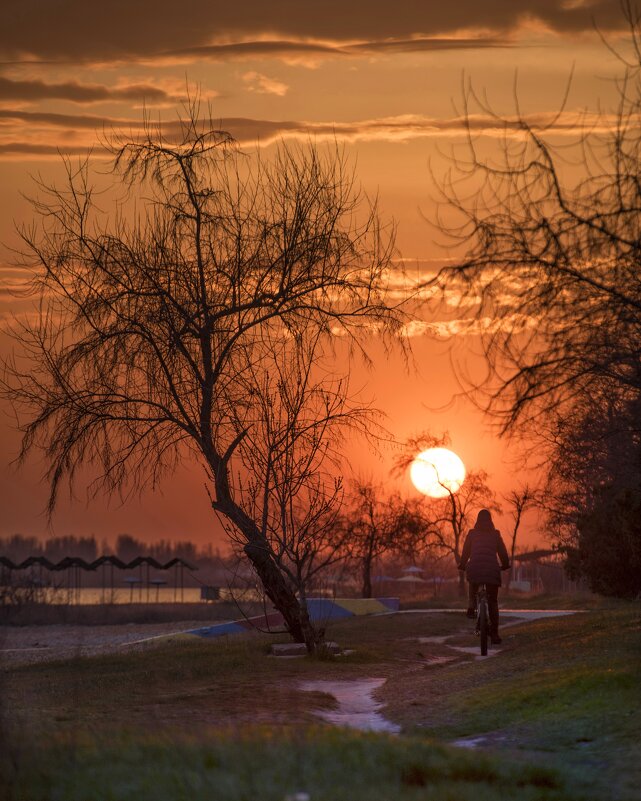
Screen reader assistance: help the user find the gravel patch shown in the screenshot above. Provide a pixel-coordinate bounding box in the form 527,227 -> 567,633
0,620 -> 220,668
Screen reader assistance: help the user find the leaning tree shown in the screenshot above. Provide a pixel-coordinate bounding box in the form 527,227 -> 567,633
2,109 -> 405,651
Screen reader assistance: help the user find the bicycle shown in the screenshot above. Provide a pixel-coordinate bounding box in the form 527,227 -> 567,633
474,583 -> 490,656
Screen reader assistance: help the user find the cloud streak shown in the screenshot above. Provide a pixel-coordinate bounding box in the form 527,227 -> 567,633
0,109 -> 624,158
242,72 -> 288,97
400,313 -> 538,339
165,35 -> 516,66
0,1 -> 626,64
0,76 -> 184,104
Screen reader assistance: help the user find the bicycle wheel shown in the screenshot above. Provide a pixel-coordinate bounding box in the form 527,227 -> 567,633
479,598 -> 489,656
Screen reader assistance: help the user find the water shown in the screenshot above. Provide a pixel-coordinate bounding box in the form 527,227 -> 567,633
3,586 -> 204,605
299,678 -> 400,734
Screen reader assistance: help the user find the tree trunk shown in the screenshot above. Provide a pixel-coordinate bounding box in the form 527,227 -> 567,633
361,555 -> 373,598
506,536 -> 518,594
243,539 -> 324,653
458,568 -> 466,597
213,480 -> 324,653
298,594 -> 326,654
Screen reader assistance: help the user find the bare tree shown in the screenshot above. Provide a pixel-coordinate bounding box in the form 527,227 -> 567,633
222,329 -> 360,647
2,107 -> 405,652
431,5 -> 641,595
502,484 -> 540,591
434,3 -> 641,436
340,479 -> 427,598
395,432 -> 499,595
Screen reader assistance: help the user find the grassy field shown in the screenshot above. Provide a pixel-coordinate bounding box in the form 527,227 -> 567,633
400,591 -> 603,611
1,596 -> 639,800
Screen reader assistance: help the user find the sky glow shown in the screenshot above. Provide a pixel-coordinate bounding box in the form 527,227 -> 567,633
0,2 -> 630,545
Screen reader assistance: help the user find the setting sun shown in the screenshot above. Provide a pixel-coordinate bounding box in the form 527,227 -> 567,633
410,448 -> 466,498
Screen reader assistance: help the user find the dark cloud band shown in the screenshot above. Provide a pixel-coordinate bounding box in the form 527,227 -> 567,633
0,1 -> 626,63
0,76 -> 181,104
166,35 -> 515,63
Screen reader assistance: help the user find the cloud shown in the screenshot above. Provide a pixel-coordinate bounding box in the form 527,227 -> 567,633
0,109 -> 623,158
166,35 -> 515,66
208,111 -> 617,147
400,313 -> 537,339
0,76 -> 184,104
0,108 -> 144,129
242,72 -> 288,96
0,1 -> 626,64
0,142 -> 94,157
0,267 -> 31,296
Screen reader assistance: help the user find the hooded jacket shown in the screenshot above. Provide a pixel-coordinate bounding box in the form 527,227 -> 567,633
459,510 -> 510,586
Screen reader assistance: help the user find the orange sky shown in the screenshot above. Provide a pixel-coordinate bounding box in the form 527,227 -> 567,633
0,2 -> 631,548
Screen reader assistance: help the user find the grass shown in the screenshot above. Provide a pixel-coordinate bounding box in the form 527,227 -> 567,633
378,604 -> 641,801
2,727 -> 576,801
499,592 -> 607,610
401,590 -> 605,611
1,595 -> 639,801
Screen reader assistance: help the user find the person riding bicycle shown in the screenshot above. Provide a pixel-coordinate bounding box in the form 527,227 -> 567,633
458,509 -> 510,645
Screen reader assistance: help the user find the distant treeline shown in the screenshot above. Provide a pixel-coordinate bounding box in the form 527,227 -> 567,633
0,533 -> 238,586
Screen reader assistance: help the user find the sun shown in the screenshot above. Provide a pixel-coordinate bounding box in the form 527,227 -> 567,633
410,448 -> 466,498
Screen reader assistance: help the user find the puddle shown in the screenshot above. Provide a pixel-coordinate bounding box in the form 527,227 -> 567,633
416,636 -> 449,644
451,732 -> 509,749
451,735 -> 489,749
299,678 -> 400,734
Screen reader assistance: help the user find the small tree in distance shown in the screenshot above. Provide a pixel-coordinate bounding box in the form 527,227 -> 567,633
502,484 -> 540,592
2,105 -> 406,652
340,479 -> 427,598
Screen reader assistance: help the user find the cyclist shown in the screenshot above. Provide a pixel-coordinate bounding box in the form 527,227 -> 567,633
458,509 -> 510,644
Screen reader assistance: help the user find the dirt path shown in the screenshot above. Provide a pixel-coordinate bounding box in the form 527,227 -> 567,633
297,609 -> 585,736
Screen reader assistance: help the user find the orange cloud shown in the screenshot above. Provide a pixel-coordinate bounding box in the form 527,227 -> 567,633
0,110 -> 621,158
242,72 -> 289,96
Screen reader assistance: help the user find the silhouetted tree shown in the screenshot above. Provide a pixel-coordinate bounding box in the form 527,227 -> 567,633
435,4 -> 641,435
434,6 -> 641,596
341,480 -> 427,598
218,330 -> 362,646
2,106 -> 404,652
569,484 -> 641,599
115,534 -> 145,563
540,383 -> 641,596
502,484 -> 540,591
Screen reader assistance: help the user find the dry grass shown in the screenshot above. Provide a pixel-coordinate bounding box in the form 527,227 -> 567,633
1,597 -> 639,800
